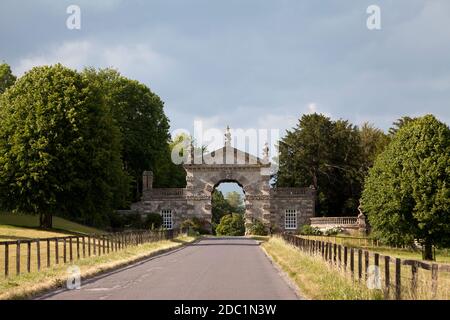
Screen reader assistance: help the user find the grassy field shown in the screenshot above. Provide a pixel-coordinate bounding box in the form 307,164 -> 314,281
262,236 -> 383,300
0,234 -> 196,300
0,212 -> 102,237
0,225 -> 73,242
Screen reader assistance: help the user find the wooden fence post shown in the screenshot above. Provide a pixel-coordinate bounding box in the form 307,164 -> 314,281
47,239 -> 51,268
63,238 -> 67,264
333,244 -> 337,265
4,243 -> 9,277
55,239 -> 59,264
93,237 -> 97,256
36,240 -> 41,271
358,249 -> 363,282
16,240 -> 20,275
69,237 -> 73,262
328,243 -> 332,261
411,262 -> 418,299
82,237 -> 86,258
431,264 -> 438,299
374,253 -> 379,275
395,258 -> 401,300
344,246 -> 348,271
338,245 -> 342,269
350,248 -> 354,280
384,256 -> 390,299
27,241 -> 31,273
77,237 -> 80,260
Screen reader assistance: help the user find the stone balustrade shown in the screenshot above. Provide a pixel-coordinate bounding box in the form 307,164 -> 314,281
310,216 -> 358,226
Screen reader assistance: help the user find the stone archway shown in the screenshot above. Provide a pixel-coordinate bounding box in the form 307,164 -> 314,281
183,146 -> 272,233
131,130 -> 316,234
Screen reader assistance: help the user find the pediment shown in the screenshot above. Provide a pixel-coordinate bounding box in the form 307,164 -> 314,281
188,146 -> 268,166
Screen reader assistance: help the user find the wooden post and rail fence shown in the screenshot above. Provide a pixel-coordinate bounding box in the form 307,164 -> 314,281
282,233 -> 450,300
0,229 -> 185,278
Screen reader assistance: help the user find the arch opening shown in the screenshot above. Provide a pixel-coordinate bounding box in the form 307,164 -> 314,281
211,180 -> 246,235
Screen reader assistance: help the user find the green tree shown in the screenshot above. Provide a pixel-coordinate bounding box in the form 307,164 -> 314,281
359,122 -> 390,172
82,68 -> 178,201
362,115 -> 449,260
211,190 -> 232,225
388,116 -> 416,136
0,64 -> 130,228
276,113 -> 363,215
225,191 -> 245,213
215,213 -> 245,236
0,63 -> 16,94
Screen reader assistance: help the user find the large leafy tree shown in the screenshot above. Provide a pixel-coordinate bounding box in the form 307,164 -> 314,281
215,213 -> 245,236
362,115 -> 449,259
0,64 -> 130,228
211,190 -> 231,225
82,68 -> 180,201
359,122 -> 390,172
225,191 -> 245,214
212,190 -> 245,225
0,63 -> 16,94
388,116 -> 416,136
276,113 -> 364,216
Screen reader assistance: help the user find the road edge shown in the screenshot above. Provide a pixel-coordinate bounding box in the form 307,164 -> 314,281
259,242 -> 307,300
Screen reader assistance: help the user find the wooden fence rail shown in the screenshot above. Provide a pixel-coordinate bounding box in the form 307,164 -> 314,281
282,233 -> 450,300
0,229 -> 185,278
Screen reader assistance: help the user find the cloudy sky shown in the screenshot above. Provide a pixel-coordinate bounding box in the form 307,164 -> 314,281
1,0 -> 449,143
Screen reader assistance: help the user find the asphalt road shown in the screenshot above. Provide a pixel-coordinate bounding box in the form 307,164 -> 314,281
38,237 -> 299,300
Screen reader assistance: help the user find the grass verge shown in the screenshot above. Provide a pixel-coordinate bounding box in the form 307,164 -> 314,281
0,225 -> 74,241
300,235 -> 450,263
261,236 -> 383,300
0,235 -> 196,300
0,212 -> 102,236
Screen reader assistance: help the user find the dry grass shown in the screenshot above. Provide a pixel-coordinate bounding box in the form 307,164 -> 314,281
300,235 -> 450,263
0,212 -> 102,236
264,236 -> 450,300
262,236 -> 383,300
0,235 -> 196,300
0,225 -> 72,241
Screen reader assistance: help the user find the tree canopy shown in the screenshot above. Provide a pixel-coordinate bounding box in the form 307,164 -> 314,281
215,213 -> 245,236
361,115 -> 449,259
82,68 -> 183,201
0,64 -> 130,228
211,189 -> 245,226
276,113 -> 375,216
0,63 -> 16,94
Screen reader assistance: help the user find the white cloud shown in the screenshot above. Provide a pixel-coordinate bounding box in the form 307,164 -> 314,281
307,102 -> 317,114
14,41 -> 174,82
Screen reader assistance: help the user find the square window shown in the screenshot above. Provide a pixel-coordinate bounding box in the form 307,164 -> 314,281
285,209 -> 297,230
161,209 -> 173,230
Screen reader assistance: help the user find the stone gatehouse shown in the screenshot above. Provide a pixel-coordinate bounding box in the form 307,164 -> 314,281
131,133 -> 315,233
